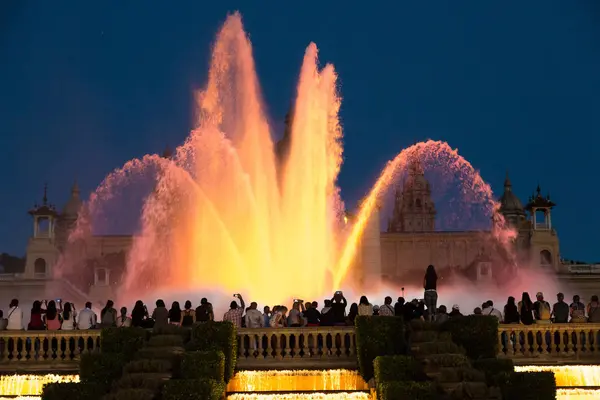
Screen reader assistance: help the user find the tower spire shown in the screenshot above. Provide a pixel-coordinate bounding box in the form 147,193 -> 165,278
43,183 -> 48,205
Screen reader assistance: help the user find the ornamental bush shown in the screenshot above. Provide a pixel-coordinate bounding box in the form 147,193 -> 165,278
162,379 -> 226,400
103,388 -> 155,400
79,353 -> 127,392
181,351 -> 225,382
355,316 -> 406,381
501,371 -> 556,400
441,315 -> 498,359
188,321 -> 237,382
377,381 -> 440,400
41,382 -> 103,400
123,359 -> 173,374
101,327 -> 147,359
147,334 -> 184,348
374,355 -> 424,383
472,357 -> 515,385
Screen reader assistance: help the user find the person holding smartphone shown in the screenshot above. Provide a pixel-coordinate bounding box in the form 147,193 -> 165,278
330,291 -> 347,326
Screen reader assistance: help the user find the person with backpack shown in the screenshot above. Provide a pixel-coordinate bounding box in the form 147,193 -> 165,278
180,301 -> 196,327
533,292 -> 552,324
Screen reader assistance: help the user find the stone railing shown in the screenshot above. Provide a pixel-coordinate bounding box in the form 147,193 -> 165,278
498,323 -> 600,364
236,326 -> 357,369
0,330 -> 101,371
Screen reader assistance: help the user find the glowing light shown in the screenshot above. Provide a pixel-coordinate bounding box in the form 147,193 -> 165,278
227,394 -> 370,400
227,369 -> 368,392
557,389 -> 600,399
59,12 -> 516,309
0,375 -> 79,397
516,365 -> 600,387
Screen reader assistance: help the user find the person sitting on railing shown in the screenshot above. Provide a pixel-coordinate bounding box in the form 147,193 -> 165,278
77,302 -> 97,330
357,296 -> 373,316
373,305 -> 380,316
569,295 -> 587,323
262,306 -> 271,328
320,300 -> 333,326
518,292 -> 534,326
180,301 -> 195,327
100,300 -> 118,328
482,300 -> 503,321
61,302 -> 78,331
28,301 -> 46,330
168,301 -> 182,326
330,291 -> 347,326
503,296 -> 520,324
6,299 -> 23,330
346,303 -> 357,325
131,300 -> 148,328
288,300 -> 306,327
472,307 -> 482,316
44,300 -> 62,331
245,302 -> 264,328
448,304 -> 462,318
196,298 -> 214,323
533,292 -> 551,325
303,301 -> 320,326
117,307 -> 132,328
270,305 -> 287,328
435,305 -> 448,323
587,295 -> 600,323
552,293 -> 569,323
0,310 -> 7,330
379,297 -> 395,316
394,297 -> 405,317
152,299 -> 169,329
223,294 -> 245,329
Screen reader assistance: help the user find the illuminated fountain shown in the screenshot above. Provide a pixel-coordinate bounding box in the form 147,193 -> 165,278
60,12 -> 514,310
0,374 -> 78,397
516,365 -> 600,387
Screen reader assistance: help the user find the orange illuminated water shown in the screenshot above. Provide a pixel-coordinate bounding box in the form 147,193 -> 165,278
516,365 -> 600,387
60,12 -> 517,309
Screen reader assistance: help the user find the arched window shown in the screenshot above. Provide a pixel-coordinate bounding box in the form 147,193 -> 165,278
34,258 -> 47,275
415,198 -> 422,207
540,250 -> 553,267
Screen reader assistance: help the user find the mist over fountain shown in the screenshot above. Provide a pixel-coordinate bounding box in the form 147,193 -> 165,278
58,12 -> 528,310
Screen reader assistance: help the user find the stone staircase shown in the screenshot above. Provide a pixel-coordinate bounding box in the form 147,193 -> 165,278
410,322 -> 502,400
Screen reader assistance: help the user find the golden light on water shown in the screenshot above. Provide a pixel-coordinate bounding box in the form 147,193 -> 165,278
515,365 -> 600,387
227,394 -> 370,400
557,389 -> 600,399
227,369 -> 368,392
0,374 -> 79,396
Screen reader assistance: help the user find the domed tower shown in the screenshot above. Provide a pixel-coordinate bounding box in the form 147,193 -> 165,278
525,185 -> 560,271
498,172 -> 526,227
56,181 -> 83,250
388,159 -> 436,232
24,184 -> 60,278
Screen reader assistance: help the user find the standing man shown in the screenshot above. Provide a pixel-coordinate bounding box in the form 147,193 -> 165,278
223,294 -> 245,329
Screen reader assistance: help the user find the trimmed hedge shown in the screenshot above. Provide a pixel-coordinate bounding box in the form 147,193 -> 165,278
162,378 -> 226,400
377,381 -> 439,400
152,324 -> 192,342
411,330 -> 452,343
472,357 -> 514,385
188,321 -> 237,382
501,371 -> 556,400
355,316 -> 406,381
41,382 -> 103,400
426,353 -> 470,368
181,351 -> 225,381
439,367 -> 485,383
148,334 -> 184,348
123,359 -> 173,374
80,353 -> 127,391
441,315 -> 498,359
101,327 -> 147,359
374,355 -> 421,383
103,388 -> 155,400
416,341 -> 465,356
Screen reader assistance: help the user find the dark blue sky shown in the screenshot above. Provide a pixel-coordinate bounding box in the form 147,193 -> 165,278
1,2 -> 599,261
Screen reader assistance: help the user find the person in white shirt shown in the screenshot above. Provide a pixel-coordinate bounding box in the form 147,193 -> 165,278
6,299 -> 23,330
0,310 -> 8,330
61,302 -> 78,330
379,297 -> 395,316
77,302 -> 97,330
245,302 -> 264,328
482,300 -> 503,321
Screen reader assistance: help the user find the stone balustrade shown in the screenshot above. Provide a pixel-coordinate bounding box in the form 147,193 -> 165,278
236,326 -> 357,369
498,323 -> 600,364
0,330 -> 101,371
2,323 -> 600,371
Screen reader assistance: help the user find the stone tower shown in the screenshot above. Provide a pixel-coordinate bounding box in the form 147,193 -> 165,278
525,185 -> 560,272
24,184 -> 60,279
388,160 -> 436,232
498,172 -> 526,228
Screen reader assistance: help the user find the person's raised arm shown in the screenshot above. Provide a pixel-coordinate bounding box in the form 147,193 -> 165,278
238,294 -> 246,310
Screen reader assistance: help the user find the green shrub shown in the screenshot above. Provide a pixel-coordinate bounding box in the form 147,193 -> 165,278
101,327 -> 147,359
355,316 -> 406,381
374,355 -> 421,383
415,341 -> 465,356
411,330 -> 452,343
426,354 -> 470,368
80,353 -> 127,391
451,381 -> 489,399
410,320 -> 439,332
115,372 -> 169,392
41,382 -> 103,400
136,346 -> 185,361
441,315 -> 498,359
472,358 -> 514,385
377,381 -> 439,400
148,334 -> 184,348
501,371 -> 556,400
103,388 -> 155,400
162,379 -> 226,400
439,367 -> 486,383
123,359 -> 173,374
189,321 -> 237,382
153,324 -> 192,342
181,351 -> 225,381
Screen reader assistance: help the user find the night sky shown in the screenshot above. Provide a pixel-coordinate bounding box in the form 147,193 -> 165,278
1,2 -> 599,262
